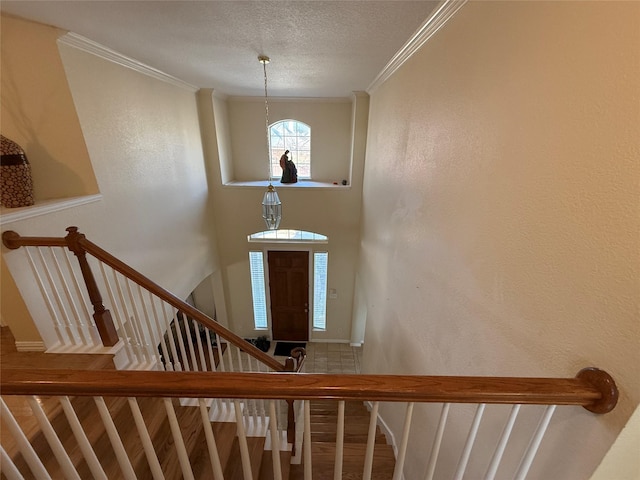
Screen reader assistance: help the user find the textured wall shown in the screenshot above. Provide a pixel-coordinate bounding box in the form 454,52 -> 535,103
1,20 -> 217,347
359,2 -> 639,478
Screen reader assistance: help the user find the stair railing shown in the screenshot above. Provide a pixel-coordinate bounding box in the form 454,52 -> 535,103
1,367 -> 617,480
3,227 -> 307,451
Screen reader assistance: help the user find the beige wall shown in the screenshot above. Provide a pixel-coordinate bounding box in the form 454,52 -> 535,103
359,2 -> 639,479
198,91 -> 367,341
0,15 -> 99,201
1,19 -> 218,347
227,98 -> 352,183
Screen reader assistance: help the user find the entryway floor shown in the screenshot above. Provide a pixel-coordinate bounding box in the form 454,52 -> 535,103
272,342 -> 362,374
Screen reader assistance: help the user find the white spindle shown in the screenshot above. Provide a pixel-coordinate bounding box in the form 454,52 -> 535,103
173,311 -> 191,371
269,400 -> 283,480
236,344 -> 244,372
424,403 -> 451,480
198,398 -> 225,480
66,250 -> 101,345
205,328 -> 217,372
112,270 -> 146,365
363,401 -> 380,480
163,398 -> 195,480
181,316 -> 199,371
162,303 -> 182,371
127,398 -> 163,480
193,319 -> 208,371
514,405 -> 557,480
125,279 -> 155,364
36,248 -> 78,345
27,396 -> 80,480
392,402 -> 414,480
148,292 -> 173,371
135,284 -> 162,369
0,445 -> 23,480
1,398 -> 51,479
454,403 -> 486,480
333,401 -> 345,480
49,247 -> 92,346
215,333 -> 228,372
234,399 -> 253,480
99,264 -> 135,365
304,400 -> 312,480
59,396 -> 107,480
94,396 -> 136,480
25,247 -> 66,345
484,404 -> 521,480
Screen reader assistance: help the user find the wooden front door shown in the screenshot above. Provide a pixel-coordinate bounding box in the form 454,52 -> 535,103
268,251 -> 309,341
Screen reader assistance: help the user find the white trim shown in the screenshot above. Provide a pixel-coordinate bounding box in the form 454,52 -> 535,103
367,0 -> 468,94
0,194 -> 103,224
58,33 -> 198,92
15,341 -> 46,352
349,342 -> 363,347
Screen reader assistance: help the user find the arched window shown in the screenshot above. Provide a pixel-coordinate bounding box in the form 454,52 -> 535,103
269,120 -> 310,179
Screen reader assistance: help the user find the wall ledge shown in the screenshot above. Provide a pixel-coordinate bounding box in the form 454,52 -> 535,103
224,180 -> 350,190
0,194 -> 103,224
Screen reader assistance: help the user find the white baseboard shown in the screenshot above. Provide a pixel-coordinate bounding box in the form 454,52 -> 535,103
349,342 -> 363,347
15,341 -> 46,352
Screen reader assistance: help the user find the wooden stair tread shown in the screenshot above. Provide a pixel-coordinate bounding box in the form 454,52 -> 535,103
1,351 -> 115,370
223,436 -> 266,480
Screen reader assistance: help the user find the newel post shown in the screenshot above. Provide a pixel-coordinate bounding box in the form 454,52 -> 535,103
65,227 -> 119,347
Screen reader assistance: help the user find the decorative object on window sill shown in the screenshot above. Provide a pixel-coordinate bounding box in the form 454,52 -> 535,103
259,55 -> 282,230
1,135 -> 34,208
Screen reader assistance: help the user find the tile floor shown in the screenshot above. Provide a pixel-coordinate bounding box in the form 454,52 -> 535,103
273,342 -> 362,374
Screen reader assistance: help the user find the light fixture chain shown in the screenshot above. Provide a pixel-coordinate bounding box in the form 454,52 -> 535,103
263,60 -> 270,182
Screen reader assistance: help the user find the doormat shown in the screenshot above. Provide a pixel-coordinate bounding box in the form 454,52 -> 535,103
274,342 -> 306,357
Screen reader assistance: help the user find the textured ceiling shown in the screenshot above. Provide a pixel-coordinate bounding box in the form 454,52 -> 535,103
1,1 -> 440,98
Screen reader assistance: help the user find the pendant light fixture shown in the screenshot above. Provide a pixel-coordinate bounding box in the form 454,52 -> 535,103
259,55 -> 282,230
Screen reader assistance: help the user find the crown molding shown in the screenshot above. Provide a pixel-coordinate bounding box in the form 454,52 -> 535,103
367,0 -> 468,94
58,32 -> 198,92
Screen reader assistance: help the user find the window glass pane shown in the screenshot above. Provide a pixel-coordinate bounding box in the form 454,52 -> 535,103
313,252 -> 328,330
249,251 -> 267,329
269,119 -> 311,180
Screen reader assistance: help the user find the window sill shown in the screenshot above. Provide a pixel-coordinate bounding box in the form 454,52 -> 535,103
0,194 -> 103,223
224,180 -> 350,190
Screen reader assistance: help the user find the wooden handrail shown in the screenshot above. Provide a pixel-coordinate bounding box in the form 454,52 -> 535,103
0,367 -> 618,414
2,228 -> 286,372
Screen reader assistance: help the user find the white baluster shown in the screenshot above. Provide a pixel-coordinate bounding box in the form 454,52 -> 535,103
269,400 -> 283,480
304,400 -> 312,480
93,396 -> 136,480
424,403 -> 450,480
59,396 -> 107,480
49,247 -> 93,346
148,292 -> 173,371
66,250 -> 101,345
234,399 -> 253,480
193,319 -> 208,371
514,405 -> 557,480
392,402 -> 414,480
27,396 -> 80,479
135,284 -> 162,369
333,400 -> 345,480
181,315 -> 199,371
162,303 -> 182,371
199,398 -> 224,480
24,247 -> 67,345
163,398 -> 195,480
127,398 -> 163,479
363,401 -> 380,480
215,333 -> 227,372
112,270 -> 146,365
36,247 -> 79,345
454,403 -> 486,480
1,398 -> 51,479
125,279 -> 154,365
172,310 -> 191,371
0,445 -> 24,480
484,404 -> 521,480
99,264 -> 135,365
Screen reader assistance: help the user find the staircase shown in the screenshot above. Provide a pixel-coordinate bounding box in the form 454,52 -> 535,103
1,326 -> 389,479
289,401 -> 395,480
